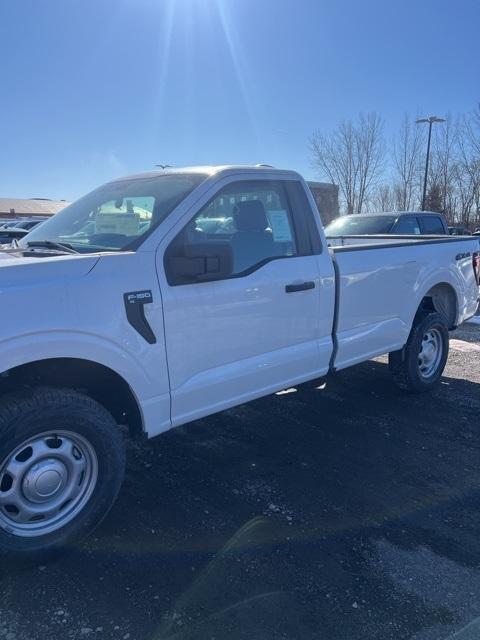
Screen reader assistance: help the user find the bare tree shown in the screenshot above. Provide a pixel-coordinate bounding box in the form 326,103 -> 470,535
371,183 -> 395,212
310,121 -> 356,214
355,113 -> 386,213
465,103 -> 480,158
393,113 -> 424,210
310,104 -> 480,228
424,181 -> 443,213
428,115 -> 458,220
453,108 -> 480,226
451,159 -> 477,226
310,112 -> 385,214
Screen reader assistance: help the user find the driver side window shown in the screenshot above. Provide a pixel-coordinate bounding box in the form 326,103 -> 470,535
166,180 -> 299,284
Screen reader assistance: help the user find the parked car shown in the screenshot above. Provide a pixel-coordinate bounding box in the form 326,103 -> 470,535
0,219 -> 44,246
448,226 -> 472,236
11,219 -> 43,231
0,221 -> 27,229
325,211 -> 449,238
0,165 -> 478,559
0,219 -> 43,231
0,219 -> 17,228
0,227 -> 29,244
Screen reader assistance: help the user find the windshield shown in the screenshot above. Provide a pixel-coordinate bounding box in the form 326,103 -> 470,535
325,215 -> 397,236
19,173 -> 207,253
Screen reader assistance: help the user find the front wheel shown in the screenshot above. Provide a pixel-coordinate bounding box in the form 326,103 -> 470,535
0,387 -> 125,561
389,312 -> 449,392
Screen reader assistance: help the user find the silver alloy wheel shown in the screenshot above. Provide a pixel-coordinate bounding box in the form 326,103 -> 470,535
418,328 -> 443,379
0,431 -> 98,538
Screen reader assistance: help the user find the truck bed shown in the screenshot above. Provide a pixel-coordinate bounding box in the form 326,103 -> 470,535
329,235 -> 479,371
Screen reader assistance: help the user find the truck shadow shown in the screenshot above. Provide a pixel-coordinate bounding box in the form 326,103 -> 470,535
2,360 -> 480,639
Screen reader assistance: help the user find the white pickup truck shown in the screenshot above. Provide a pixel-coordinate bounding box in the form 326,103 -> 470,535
0,165 -> 478,559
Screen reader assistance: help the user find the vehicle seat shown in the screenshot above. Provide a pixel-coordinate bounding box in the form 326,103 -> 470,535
231,200 -> 275,273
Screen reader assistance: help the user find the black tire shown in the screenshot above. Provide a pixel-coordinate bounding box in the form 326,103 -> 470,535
0,387 -> 125,562
389,312 -> 449,392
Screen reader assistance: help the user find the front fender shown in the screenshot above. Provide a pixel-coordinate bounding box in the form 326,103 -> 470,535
0,330 -> 173,437
0,330 -> 155,400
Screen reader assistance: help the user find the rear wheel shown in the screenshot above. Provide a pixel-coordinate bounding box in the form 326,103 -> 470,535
389,312 -> 449,392
0,387 -> 125,561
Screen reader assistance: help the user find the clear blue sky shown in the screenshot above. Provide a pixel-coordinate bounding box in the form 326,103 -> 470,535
1,0 -> 479,201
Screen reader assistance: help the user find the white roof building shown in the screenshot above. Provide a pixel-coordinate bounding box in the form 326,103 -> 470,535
0,198 -> 70,219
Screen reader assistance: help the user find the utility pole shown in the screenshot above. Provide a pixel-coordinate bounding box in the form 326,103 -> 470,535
416,116 -> 445,211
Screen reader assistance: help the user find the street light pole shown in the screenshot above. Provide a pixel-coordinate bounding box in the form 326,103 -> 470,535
416,116 -> 445,211
421,120 -> 434,212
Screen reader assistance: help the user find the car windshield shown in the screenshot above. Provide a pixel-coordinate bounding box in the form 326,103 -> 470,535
19,173 -> 207,253
325,215 -> 397,236
15,220 -> 40,229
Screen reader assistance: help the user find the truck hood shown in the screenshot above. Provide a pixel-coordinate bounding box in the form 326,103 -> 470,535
0,251 -> 100,288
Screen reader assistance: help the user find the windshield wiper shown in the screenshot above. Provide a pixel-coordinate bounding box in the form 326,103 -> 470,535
26,240 -> 79,254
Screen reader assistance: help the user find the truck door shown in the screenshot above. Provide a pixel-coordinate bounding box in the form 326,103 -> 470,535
156,177 -> 335,426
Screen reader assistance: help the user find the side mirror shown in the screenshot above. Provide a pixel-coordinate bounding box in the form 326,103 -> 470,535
165,240 -> 233,285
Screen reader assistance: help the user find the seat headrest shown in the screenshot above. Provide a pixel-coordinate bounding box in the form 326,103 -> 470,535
233,200 -> 268,232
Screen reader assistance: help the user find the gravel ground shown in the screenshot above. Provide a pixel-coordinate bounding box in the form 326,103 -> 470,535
1,319 -> 480,640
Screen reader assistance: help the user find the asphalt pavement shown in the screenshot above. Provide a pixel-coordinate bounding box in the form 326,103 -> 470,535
1,318 -> 480,640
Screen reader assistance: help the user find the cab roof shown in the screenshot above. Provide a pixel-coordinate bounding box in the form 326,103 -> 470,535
109,165 -> 302,183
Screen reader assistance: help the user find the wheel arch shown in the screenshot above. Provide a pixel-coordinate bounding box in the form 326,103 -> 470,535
0,358 -> 144,439
415,281 -> 458,329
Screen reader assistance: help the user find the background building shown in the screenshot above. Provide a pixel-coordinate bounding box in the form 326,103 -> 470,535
0,198 -> 69,220
307,182 -> 339,226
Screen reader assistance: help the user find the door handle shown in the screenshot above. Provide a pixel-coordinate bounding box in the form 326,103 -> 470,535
285,281 -> 315,293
